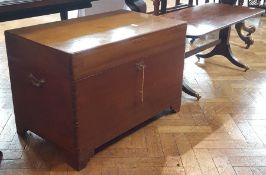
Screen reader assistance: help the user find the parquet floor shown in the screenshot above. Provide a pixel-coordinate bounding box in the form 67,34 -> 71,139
1,1 -> 266,175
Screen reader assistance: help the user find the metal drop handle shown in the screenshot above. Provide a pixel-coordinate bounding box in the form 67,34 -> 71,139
28,73 -> 46,88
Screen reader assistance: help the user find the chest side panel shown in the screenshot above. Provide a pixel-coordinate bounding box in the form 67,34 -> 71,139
5,33 -> 76,151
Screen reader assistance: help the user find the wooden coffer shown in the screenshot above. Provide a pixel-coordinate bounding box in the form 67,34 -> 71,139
5,10 -> 187,170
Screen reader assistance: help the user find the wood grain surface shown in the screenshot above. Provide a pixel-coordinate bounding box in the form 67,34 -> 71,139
1,0 -> 266,174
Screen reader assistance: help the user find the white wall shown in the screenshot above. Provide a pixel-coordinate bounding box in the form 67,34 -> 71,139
78,0 -> 129,17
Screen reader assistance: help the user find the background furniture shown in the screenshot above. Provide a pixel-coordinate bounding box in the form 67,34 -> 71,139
78,0 -> 147,17
248,0 -> 266,12
163,3 -> 264,98
152,0 -> 193,16
0,0 -> 97,22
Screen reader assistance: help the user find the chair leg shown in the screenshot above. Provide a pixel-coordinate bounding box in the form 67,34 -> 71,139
60,11 -> 68,20
161,0 -> 167,14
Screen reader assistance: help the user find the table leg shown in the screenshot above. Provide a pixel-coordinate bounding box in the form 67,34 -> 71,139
0,151 -> 2,162
196,26 -> 249,71
153,0 -> 161,15
182,82 -> 201,100
235,22 -> 255,49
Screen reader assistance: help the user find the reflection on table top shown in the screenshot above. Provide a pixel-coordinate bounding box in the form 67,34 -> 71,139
162,3 -> 264,37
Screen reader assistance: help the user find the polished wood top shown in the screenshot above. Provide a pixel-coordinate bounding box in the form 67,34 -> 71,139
162,3 -> 265,37
6,10 -> 186,54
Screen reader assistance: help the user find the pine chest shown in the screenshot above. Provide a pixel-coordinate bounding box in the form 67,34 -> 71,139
5,10 -> 186,170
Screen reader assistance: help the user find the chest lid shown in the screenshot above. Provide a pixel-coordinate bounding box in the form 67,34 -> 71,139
7,10 -> 185,53
6,10 -> 186,80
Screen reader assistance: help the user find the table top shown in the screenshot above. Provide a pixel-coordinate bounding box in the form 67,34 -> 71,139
162,3 -> 265,37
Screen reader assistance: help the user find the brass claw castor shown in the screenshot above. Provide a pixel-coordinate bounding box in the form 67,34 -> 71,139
244,66 -> 250,72
245,37 -> 254,49
182,83 -> 201,100
195,93 -> 201,100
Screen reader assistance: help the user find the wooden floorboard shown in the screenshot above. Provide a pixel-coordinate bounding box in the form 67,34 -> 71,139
1,1 -> 266,174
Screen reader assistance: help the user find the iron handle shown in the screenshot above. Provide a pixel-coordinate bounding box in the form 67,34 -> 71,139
28,73 -> 46,88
